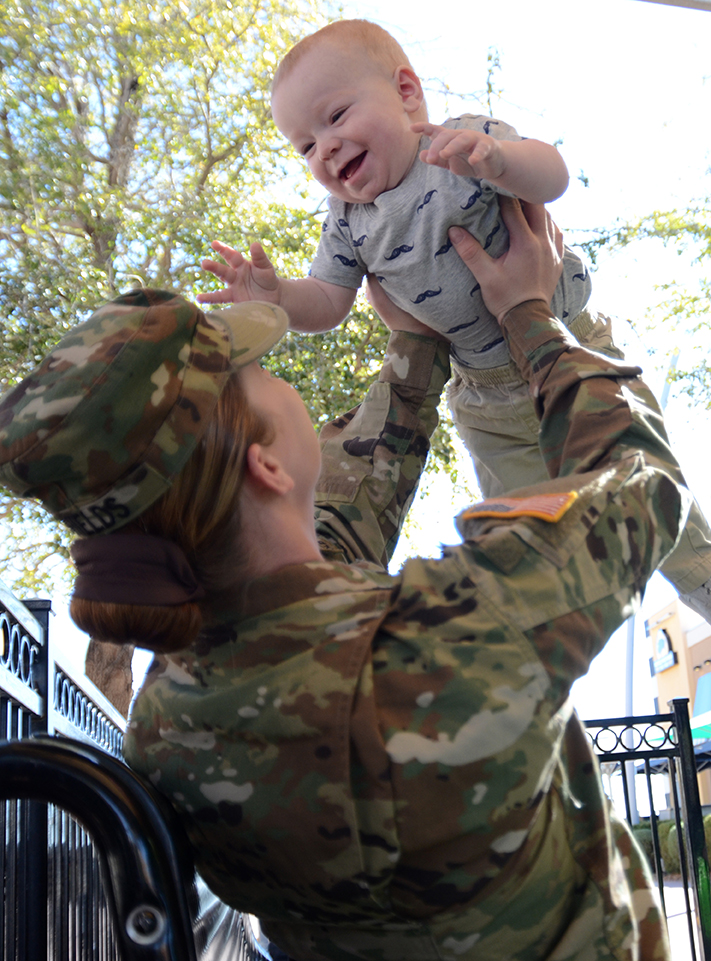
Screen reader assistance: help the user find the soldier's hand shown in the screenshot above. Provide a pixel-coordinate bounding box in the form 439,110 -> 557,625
448,199 -> 563,324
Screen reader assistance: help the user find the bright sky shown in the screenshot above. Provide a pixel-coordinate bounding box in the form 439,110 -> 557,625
51,0 -> 711,721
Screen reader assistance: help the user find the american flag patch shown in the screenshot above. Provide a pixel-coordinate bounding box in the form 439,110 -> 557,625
461,491 -> 578,523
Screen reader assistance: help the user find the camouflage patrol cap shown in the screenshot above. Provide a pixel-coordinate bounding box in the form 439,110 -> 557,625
0,288 -> 288,536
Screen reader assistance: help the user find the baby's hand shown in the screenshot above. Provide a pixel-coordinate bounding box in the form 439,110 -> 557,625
412,122 -> 505,182
197,240 -> 280,306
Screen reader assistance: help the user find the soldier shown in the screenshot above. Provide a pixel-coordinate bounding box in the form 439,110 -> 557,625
0,200 -> 686,960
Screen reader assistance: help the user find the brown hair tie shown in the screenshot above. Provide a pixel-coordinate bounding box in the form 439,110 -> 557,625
71,534 -> 206,606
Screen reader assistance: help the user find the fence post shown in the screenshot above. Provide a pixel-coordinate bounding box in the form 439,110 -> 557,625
20,599 -> 52,961
672,697 -> 711,961
23,599 -> 51,736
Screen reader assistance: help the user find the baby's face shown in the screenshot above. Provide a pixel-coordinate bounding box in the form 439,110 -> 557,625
272,44 -> 423,205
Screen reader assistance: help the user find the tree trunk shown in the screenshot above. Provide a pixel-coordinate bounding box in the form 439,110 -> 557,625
84,638 -> 135,718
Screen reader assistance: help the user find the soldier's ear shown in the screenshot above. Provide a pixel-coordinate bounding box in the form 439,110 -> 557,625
245,443 -> 294,496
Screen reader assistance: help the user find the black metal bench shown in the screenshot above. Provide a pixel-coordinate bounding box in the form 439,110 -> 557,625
0,735 -> 199,960
0,735 -> 264,961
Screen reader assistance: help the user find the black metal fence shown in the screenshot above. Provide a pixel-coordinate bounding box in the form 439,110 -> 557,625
1,579 -> 125,961
2,576 -> 711,961
585,702 -> 711,961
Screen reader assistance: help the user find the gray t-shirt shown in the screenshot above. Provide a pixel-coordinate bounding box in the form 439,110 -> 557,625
310,114 -> 591,370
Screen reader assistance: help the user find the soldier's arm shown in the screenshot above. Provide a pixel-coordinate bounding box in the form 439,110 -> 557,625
503,300 -> 679,479
314,330 -> 450,569
449,200 -> 687,485
453,306 -> 690,701
448,201 -> 691,696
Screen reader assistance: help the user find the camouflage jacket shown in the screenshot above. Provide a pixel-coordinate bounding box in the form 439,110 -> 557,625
125,315 -> 686,961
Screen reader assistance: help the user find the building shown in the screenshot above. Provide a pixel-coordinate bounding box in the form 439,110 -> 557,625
646,600 -> 711,804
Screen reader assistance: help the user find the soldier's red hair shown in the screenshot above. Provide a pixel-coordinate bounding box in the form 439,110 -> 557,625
70,371 -> 273,652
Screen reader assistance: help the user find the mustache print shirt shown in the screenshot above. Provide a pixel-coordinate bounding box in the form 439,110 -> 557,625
310,115 -> 591,371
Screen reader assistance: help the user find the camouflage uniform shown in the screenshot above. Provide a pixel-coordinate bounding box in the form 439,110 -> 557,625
125,303 -> 688,961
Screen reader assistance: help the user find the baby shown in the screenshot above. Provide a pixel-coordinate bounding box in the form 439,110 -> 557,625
199,17 -> 711,625
199,19 -> 602,499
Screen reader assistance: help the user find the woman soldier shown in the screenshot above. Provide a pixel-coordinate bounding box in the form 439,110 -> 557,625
0,202 -> 686,960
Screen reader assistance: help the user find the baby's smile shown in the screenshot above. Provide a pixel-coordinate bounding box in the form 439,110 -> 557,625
340,152 -> 367,182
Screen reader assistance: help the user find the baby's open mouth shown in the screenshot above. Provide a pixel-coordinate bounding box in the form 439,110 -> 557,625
340,152 -> 366,181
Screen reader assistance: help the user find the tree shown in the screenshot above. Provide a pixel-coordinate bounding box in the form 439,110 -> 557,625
0,0 -> 413,593
583,199 -> 711,409
0,0 -> 328,375
0,0 -> 477,597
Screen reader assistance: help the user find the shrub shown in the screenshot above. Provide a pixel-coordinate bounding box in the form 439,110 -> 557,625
656,815 -> 711,875
631,824 -> 654,863
661,822 -> 681,875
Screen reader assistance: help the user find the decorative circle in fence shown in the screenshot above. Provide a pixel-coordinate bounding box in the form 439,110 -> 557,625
0,612 -> 40,691
586,719 -> 677,756
53,669 -> 124,757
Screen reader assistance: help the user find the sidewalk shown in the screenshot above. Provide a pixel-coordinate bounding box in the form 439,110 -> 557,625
663,879 -> 699,961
